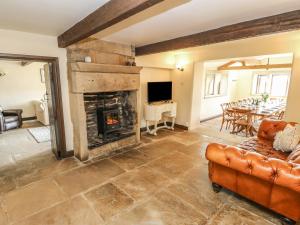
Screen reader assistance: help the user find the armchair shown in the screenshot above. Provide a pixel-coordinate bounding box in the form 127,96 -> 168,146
0,109 -> 23,133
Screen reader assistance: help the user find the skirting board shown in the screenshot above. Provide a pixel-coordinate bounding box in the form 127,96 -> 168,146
140,122 -> 188,132
22,116 -> 37,121
200,114 -> 222,123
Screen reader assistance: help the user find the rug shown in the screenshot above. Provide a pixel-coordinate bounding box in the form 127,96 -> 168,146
28,126 -> 51,143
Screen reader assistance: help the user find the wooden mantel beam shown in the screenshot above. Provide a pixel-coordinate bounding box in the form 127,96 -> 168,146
58,0 -> 166,48
136,10 -> 300,56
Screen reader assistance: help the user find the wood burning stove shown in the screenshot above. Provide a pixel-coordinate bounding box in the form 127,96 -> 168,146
97,108 -> 121,140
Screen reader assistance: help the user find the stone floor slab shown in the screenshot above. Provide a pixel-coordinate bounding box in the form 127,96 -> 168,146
2,179 -> 65,224
15,196 -> 103,225
107,191 -> 207,225
16,155 -> 82,187
208,204 -> 274,225
55,159 -> 124,196
113,166 -> 169,201
0,204 -> 8,225
85,183 -> 134,221
110,150 -> 149,171
137,139 -> 186,160
167,165 -> 231,218
147,151 -> 196,178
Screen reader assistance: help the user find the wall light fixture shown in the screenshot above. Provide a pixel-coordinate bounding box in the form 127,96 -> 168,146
176,63 -> 184,72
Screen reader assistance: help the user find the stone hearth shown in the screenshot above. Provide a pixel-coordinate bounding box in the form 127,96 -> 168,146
67,39 -> 142,161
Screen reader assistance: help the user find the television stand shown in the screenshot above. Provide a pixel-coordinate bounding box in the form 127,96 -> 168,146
144,101 -> 177,136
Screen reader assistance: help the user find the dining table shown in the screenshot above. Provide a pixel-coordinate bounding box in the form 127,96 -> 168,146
226,102 -> 286,136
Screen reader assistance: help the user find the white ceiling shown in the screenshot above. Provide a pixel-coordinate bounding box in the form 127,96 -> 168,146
0,0 -> 109,36
104,0 -> 300,47
0,0 -> 300,45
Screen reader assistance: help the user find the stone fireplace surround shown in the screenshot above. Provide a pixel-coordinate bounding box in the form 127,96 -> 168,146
67,39 -> 142,161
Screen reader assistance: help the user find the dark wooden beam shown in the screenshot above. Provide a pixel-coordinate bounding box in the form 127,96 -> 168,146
0,53 -> 57,62
58,0 -> 165,48
136,10 -> 300,56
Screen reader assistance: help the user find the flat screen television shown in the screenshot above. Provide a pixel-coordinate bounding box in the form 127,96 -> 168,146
147,81 -> 172,103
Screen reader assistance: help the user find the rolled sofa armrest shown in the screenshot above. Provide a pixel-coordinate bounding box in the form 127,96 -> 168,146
206,143 -> 300,193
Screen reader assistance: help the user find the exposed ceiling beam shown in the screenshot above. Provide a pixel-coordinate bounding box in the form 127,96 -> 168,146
218,63 -> 292,71
58,0 -> 169,48
136,10 -> 300,56
218,60 -> 246,70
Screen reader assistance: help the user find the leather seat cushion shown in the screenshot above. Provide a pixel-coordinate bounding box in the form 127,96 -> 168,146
5,121 -> 19,130
237,137 -> 290,160
4,116 -> 19,123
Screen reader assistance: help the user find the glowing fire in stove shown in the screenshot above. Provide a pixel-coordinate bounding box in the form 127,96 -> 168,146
106,118 -> 119,125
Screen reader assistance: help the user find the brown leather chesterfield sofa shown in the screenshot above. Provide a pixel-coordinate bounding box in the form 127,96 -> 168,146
206,119 -> 300,225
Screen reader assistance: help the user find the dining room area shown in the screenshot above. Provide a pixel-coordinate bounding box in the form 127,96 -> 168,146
199,53 -> 293,137
219,97 -> 286,137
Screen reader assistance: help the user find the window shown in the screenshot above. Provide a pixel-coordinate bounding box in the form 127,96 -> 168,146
255,75 -> 269,94
205,72 -> 228,98
270,74 -> 289,97
252,72 -> 290,97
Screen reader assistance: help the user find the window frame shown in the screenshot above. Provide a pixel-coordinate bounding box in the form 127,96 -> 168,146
204,71 -> 228,98
251,70 -> 291,97
270,73 -> 290,97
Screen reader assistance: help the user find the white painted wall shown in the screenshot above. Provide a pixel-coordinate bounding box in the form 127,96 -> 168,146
0,29 -> 73,151
137,31 -> 300,129
230,70 -> 253,100
189,31 -> 300,129
171,63 -> 195,126
0,61 -> 46,118
137,52 -> 197,127
138,67 -> 172,128
199,72 -> 237,120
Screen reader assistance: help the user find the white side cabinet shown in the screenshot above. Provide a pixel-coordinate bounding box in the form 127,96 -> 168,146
144,102 -> 177,135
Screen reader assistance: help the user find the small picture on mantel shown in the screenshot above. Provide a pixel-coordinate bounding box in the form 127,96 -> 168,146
40,68 -> 45,83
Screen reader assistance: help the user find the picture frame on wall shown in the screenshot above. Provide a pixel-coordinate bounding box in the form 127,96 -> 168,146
40,68 -> 45,83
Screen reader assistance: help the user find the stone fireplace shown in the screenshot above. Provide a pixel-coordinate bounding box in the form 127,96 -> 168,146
67,39 -> 142,161
84,91 -> 136,149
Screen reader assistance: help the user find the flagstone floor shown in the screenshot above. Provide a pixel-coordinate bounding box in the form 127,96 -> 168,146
0,121 -> 51,168
0,120 -> 295,225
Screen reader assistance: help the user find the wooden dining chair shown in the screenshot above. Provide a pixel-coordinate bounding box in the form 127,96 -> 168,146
247,98 -> 254,104
278,111 -> 285,120
270,110 -> 285,120
231,108 -> 254,137
220,103 -> 235,131
229,102 -> 238,107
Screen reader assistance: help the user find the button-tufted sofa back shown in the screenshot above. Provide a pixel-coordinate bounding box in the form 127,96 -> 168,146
257,119 -> 298,142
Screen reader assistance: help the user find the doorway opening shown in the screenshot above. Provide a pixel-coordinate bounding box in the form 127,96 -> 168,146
0,53 -> 67,168
199,53 -> 293,138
